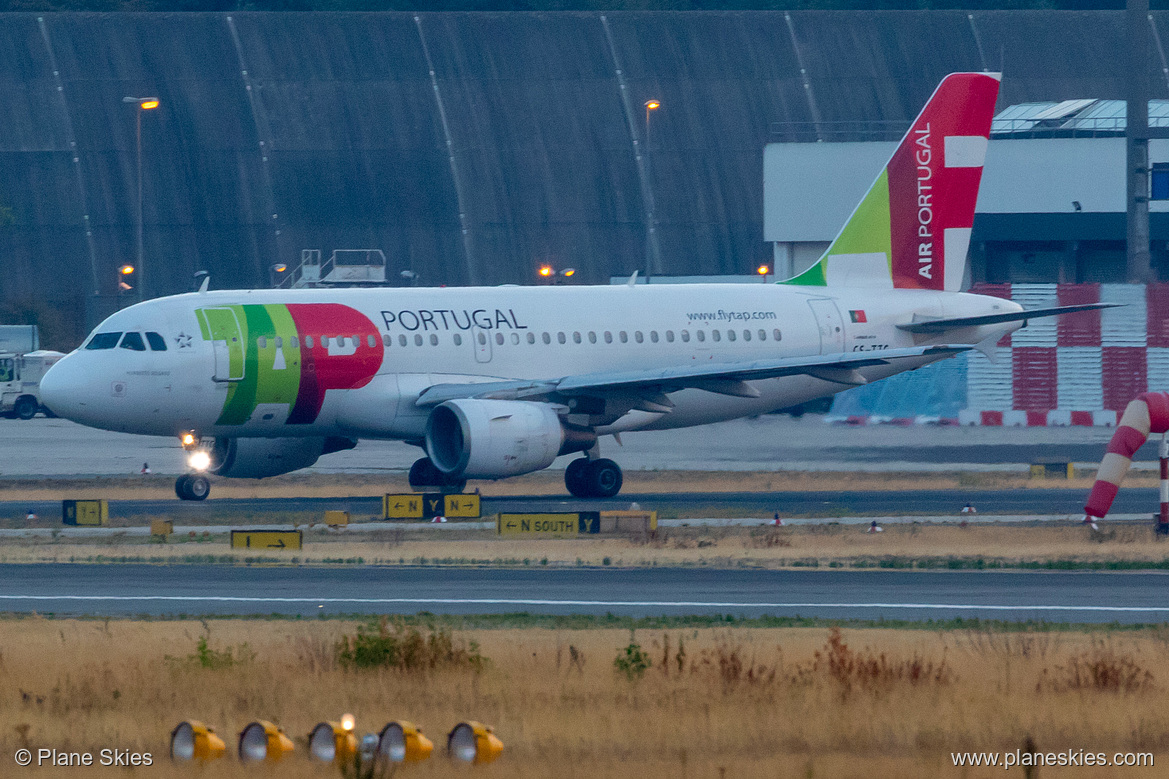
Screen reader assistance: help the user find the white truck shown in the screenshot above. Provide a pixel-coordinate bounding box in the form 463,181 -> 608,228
0,350 -> 64,419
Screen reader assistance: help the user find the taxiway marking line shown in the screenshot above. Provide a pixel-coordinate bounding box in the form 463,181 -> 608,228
0,595 -> 1167,612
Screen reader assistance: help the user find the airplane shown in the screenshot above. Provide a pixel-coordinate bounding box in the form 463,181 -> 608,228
40,72 -> 1111,501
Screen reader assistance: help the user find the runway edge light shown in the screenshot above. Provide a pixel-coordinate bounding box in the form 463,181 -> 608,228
377,720 -> 434,763
447,721 -> 503,765
308,720 -> 358,764
238,720 -> 294,763
170,721 -> 225,762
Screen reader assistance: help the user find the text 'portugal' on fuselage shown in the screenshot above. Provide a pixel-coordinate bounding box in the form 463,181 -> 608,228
39,72 -> 1110,501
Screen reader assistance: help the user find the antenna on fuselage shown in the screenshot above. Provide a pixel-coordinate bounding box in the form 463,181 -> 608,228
627,270 -> 639,287
193,270 -> 210,293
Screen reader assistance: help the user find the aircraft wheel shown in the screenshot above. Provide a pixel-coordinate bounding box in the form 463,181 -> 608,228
565,458 -> 591,498
14,396 -> 37,420
175,475 -> 190,500
409,457 -> 444,489
187,475 -> 211,501
585,458 -> 623,499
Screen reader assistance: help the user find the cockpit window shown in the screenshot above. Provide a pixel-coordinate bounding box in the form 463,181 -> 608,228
119,332 -> 146,351
85,332 -> 122,350
145,332 -> 167,351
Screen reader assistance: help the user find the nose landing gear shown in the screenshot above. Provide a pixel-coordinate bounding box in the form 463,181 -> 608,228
565,457 -> 623,498
175,473 -> 210,501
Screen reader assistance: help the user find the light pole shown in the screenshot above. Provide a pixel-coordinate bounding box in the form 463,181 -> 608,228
644,99 -> 660,285
123,97 -> 159,303
116,264 -> 134,310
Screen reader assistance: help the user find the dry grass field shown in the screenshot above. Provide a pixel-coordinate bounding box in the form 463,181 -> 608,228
2,522 -> 1169,571
2,619 -> 1167,777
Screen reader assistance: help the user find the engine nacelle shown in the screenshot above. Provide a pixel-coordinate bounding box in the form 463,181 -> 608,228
425,399 -> 594,479
209,436 -> 356,479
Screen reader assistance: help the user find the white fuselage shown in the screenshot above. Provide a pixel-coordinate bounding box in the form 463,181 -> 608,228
41,283 -> 1021,442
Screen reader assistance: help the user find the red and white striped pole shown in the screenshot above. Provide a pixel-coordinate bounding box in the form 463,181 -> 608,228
1160,433 -> 1169,532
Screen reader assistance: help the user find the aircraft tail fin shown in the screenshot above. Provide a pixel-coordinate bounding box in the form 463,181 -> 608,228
783,72 -> 1001,292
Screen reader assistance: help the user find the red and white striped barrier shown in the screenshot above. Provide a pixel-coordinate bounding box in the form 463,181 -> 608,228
958,409 -> 1117,427
1084,392 -> 1169,522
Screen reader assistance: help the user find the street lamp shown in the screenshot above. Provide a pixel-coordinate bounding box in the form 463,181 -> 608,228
757,264 -> 770,282
644,100 -> 660,285
116,264 -> 134,310
123,96 -> 159,303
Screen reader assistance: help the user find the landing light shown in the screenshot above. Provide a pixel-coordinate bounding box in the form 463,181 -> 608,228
308,721 -> 358,763
188,450 -> 211,472
238,721 -> 294,763
169,721 -> 225,762
447,721 -> 503,765
180,431 -> 198,449
377,721 -> 433,763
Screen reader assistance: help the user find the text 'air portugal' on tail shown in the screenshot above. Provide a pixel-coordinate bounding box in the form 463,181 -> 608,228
784,72 -> 1001,292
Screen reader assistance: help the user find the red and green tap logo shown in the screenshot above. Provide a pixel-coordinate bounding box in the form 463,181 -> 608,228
196,303 -> 383,426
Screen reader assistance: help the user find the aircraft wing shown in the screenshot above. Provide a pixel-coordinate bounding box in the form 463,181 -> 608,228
414,344 -> 971,408
896,303 -> 1117,334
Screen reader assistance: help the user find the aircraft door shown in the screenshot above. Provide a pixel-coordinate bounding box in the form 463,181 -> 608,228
807,299 -> 846,355
197,307 -> 246,382
472,326 -> 493,363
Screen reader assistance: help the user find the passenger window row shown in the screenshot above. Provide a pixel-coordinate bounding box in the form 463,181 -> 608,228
374,328 -> 782,348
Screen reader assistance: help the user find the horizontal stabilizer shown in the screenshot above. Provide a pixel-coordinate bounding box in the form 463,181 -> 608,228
896,303 -> 1118,334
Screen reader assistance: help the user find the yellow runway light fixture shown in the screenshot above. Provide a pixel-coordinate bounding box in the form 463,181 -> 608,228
170,721 -> 225,762
238,721 -> 294,763
377,721 -> 434,763
447,721 -> 503,765
308,719 -> 358,764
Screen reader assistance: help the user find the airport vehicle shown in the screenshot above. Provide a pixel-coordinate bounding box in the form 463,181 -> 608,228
0,350 -> 64,419
40,72 -> 1108,500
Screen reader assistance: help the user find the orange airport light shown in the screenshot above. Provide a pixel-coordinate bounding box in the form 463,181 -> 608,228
170,721 -> 225,763
538,265 -> 554,278
757,265 -> 770,276
139,99 -> 159,110
645,100 -> 660,111
562,268 -> 575,278
238,721 -> 294,763
447,721 -> 503,765
120,264 -> 135,275
377,721 -> 434,763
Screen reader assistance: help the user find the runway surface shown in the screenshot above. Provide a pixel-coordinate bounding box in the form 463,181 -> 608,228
0,416 -> 1151,478
1,488 -> 1155,523
3,564 -> 1168,623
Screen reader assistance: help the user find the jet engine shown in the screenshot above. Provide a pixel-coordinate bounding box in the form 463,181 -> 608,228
425,399 -> 595,479
208,436 -> 356,479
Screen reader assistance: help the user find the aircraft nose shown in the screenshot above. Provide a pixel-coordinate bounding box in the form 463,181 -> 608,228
38,356 -> 84,421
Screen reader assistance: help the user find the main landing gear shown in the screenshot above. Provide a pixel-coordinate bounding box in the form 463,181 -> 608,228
175,473 -> 210,501
565,457 -> 623,499
408,457 -> 467,493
